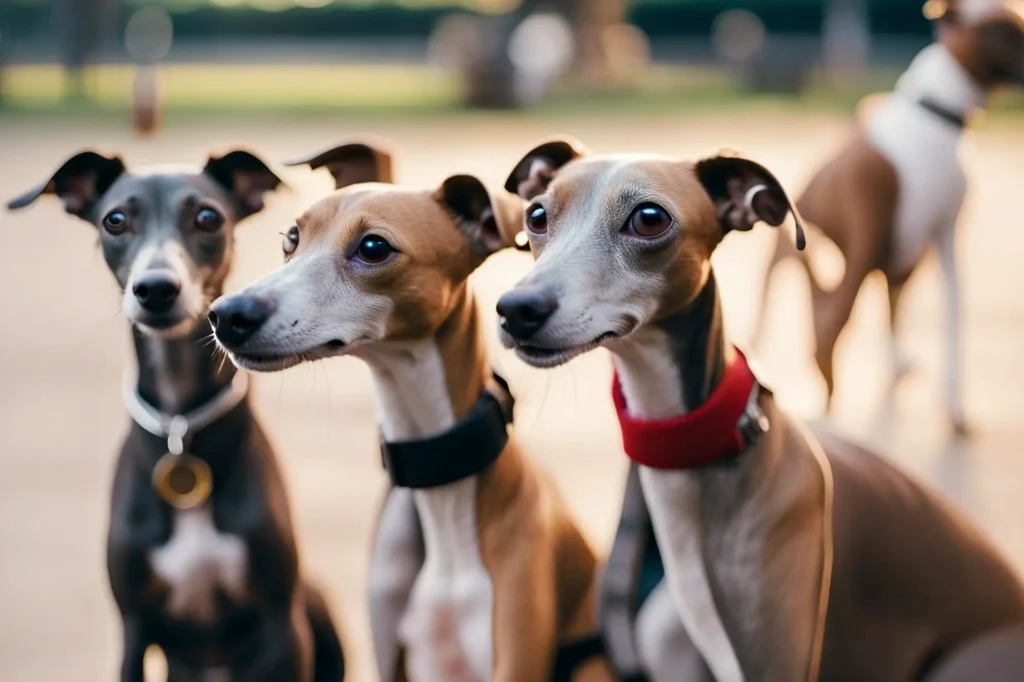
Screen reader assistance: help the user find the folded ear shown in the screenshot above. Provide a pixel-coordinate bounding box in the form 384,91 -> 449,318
695,153 -> 806,251
436,175 -> 526,260
504,138 -> 587,200
285,141 -> 394,190
204,150 -> 285,219
7,151 -> 126,219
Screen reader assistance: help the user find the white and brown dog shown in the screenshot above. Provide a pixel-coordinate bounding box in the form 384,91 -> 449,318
754,0 -> 1024,433
209,142 -> 614,682
498,137 -> 1024,681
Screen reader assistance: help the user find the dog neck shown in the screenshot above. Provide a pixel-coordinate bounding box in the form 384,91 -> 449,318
361,286 -> 489,443
133,320 -> 237,418
610,273 -> 729,421
897,43 -> 988,120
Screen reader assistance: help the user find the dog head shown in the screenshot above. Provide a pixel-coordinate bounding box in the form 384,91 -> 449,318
210,141 -> 524,372
496,137 -> 803,368
926,0 -> 1024,87
7,149 -> 284,338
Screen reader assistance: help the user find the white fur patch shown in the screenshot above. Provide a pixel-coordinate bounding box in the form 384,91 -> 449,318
365,340 -> 495,682
869,44 -> 978,276
149,507 -> 248,622
399,479 -> 494,682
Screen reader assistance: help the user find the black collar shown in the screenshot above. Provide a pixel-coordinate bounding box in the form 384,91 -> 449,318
917,97 -> 968,129
380,373 -> 515,489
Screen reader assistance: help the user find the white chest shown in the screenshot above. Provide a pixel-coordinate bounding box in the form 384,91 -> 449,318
639,468 -> 745,682
149,507 -> 249,622
868,96 -> 968,276
398,478 -> 494,682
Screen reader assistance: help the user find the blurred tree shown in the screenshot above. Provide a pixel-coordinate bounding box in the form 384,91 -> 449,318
54,0 -> 118,101
823,0 -> 870,83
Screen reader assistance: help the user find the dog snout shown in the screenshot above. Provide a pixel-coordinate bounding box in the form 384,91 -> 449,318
496,288 -> 559,341
132,270 -> 181,315
209,295 -> 275,348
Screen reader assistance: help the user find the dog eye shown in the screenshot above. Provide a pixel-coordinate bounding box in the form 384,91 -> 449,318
282,226 -> 299,256
355,235 -> 394,265
195,208 -> 224,232
525,204 -> 548,234
102,210 -> 129,235
626,204 -> 673,238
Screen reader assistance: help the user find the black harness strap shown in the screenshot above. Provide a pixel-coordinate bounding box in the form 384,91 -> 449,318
551,634 -> 607,682
917,97 -> 968,129
598,463 -> 653,682
381,373 -> 515,489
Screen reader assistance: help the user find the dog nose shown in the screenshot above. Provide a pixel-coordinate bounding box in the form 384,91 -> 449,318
496,288 -> 558,341
132,271 -> 181,314
208,295 -> 274,348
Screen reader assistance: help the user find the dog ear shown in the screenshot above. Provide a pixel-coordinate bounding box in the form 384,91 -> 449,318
924,0 -> 955,20
7,151 -> 126,219
204,150 -> 285,219
285,142 -> 394,189
695,153 -> 806,251
436,174 -> 526,259
504,138 -> 587,200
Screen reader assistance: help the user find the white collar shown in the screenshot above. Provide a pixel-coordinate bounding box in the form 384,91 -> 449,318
123,370 -> 249,453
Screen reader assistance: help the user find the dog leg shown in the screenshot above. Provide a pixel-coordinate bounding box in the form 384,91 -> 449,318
233,609 -> 314,682
491,542 -> 558,682
120,615 -> 148,682
923,626 -> 1024,682
302,583 -> 346,682
887,279 -> 912,387
635,582 -> 712,682
938,225 -> 968,435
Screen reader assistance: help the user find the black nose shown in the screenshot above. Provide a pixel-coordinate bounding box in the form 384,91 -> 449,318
208,295 -> 275,348
496,288 -> 558,341
132,271 -> 181,314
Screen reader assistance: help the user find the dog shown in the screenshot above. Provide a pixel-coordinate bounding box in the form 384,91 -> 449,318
753,0 -> 1024,433
208,141 -> 614,682
496,137 -> 1024,681
7,150 -> 345,682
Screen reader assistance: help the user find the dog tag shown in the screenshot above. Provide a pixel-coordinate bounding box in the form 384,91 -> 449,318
152,452 -> 213,510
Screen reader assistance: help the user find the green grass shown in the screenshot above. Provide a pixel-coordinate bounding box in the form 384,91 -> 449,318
1,62 -> 1022,121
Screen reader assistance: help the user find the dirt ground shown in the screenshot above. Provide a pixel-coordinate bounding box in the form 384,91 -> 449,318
1,111 -> 1022,681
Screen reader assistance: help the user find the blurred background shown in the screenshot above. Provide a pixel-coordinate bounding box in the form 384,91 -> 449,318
0,1 -> 1022,681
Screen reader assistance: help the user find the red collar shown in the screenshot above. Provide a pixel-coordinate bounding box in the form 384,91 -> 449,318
612,349 -> 758,470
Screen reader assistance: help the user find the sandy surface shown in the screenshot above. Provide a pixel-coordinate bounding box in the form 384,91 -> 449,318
1,112 -> 1022,681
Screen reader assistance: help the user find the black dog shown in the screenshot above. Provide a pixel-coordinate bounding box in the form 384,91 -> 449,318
8,150 -> 345,682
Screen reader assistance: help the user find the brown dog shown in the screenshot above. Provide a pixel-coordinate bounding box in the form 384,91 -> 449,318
209,142 -> 614,682
497,136 -> 1024,681
754,0 -> 1024,433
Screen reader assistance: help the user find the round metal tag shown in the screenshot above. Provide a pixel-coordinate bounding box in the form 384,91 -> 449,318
152,453 -> 213,510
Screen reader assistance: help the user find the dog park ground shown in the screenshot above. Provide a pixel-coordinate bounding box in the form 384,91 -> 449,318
1,106 -> 1023,681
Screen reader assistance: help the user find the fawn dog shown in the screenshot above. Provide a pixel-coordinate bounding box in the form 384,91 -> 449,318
209,142 -> 612,682
496,137 -> 1024,682
8,150 -> 345,682
754,0 -> 1024,432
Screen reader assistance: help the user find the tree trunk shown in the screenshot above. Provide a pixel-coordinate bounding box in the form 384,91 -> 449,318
54,0 -> 117,101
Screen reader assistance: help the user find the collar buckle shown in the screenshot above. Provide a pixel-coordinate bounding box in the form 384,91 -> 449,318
167,416 -> 189,455
736,384 -> 769,449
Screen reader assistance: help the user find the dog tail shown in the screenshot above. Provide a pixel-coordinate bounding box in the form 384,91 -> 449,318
752,226 -> 822,347
303,582 -> 346,682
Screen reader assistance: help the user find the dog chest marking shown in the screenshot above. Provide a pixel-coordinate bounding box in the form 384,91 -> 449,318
399,478 -> 494,682
149,507 -> 248,622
